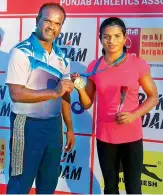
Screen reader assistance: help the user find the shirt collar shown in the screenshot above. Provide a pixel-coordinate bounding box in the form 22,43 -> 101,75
29,32 -> 56,54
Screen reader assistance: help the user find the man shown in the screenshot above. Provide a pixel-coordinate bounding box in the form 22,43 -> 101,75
6,3 -> 75,194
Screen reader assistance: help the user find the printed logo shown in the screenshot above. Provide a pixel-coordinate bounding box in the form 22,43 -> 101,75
55,32 -> 87,62
100,151 -> 163,194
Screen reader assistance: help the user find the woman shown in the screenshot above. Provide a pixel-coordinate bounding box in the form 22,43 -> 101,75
71,17 -> 158,194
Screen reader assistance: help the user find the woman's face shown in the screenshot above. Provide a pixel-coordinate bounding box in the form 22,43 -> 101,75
101,25 -> 126,54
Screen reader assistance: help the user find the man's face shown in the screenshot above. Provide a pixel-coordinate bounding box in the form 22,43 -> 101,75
36,7 -> 64,43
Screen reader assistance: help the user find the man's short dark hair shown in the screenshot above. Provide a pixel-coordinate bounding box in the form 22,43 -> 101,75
36,2 -> 66,24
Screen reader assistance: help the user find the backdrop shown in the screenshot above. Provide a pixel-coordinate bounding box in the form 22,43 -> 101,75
0,0 -> 163,194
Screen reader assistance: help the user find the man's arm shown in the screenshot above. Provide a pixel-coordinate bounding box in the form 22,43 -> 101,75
6,48 -> 74,103
62,94 -> 73,130
62,58 -> 74,131
8,84 -> 59,103
8,80 -> 74,103
62,94 -> 75,152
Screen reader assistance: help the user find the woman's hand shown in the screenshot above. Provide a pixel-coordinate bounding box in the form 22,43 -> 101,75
70,73 -> 80,82
116,112 -> 137,124
70,73 -> 85,90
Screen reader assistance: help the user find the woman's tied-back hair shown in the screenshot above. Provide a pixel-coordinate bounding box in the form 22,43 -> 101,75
99,17 -> 127,55
36,2 -> 66,24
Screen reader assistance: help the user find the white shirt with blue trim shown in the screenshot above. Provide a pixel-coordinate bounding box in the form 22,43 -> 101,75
6,33 -> 70,119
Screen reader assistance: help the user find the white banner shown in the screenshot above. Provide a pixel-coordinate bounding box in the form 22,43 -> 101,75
0,0 -> 7,12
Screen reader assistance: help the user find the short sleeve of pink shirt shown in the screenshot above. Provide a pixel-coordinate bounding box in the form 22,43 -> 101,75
136,56 -> 150,79
86,60 -> 97,82
86,54 -> 150,144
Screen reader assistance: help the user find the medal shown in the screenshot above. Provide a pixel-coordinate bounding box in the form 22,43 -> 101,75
74,77 -> 85,90
71,52 -> 126,91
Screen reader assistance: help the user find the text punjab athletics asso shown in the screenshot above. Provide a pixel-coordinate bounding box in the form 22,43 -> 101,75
60,0 -> 163,6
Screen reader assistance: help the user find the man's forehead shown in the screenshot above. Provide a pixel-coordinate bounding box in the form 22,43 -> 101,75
41,7 -> 63,16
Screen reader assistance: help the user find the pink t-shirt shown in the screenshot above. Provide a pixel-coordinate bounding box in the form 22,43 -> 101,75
87,53 -> 150,144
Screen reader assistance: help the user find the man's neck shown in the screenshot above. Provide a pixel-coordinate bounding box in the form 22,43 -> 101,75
34,32 -> 53,54
39,40 -> 53,54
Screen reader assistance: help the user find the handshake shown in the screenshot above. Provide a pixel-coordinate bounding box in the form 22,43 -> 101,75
55,73 -> 85,97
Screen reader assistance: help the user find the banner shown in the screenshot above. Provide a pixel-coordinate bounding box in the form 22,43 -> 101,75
0,0 -> 163,194
1,0 -> 163,14
140,80 -> 163,141
98,142 -> 163,194
0,139 -> 6,172
0,0 -> 7,12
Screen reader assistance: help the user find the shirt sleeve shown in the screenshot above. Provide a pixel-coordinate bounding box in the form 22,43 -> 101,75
5,48 -> 31,85
86,60 -> 97,81
62,58 -> 71,80
137,57 -> 150,79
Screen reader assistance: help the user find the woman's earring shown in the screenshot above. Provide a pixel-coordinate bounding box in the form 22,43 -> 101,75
125,37 -> 132,49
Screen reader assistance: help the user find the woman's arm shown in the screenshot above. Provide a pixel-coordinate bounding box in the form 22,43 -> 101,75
117,71 -> 158,124
71,73 -> 96,109
77,78 -> 96,109
134,71 -> 158,117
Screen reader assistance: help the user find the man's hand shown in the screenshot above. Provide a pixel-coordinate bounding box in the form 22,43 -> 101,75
56,80 -> 74,97
65,130 -> 75,152
116,112 -> 137,124
70,73 -> 80,82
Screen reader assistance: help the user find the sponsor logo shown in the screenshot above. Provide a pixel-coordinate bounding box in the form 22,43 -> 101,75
60,150 -> 83,180
55,32 -> 87,62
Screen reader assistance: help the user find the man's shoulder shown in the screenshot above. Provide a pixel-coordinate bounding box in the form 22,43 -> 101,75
14,37 -> 33,56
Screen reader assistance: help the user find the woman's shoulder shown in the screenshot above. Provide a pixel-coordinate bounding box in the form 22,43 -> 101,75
127,53 -> 146,64
87,58 -> 101,71
127,53 -> 150,76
